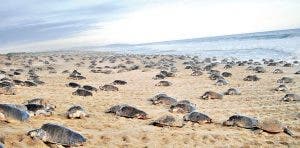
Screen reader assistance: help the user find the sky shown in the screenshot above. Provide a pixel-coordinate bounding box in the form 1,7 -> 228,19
0,0 -> 300,52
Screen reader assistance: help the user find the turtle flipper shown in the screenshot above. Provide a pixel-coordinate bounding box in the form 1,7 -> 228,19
283,127 -> 294,137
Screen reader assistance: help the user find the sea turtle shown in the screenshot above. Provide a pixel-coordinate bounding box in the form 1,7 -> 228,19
215,79 -> 228,86
66,106 -> 89,119
66,82 -> 81,88
82,85 -> 98,92
281,93 -> 300,102
254,66 -> 266,73
155,81 -> 172,86
224,88 -> 241,95
273,69 -> 283,74
223,115 -> 258,129
201,91 -> 223,99
277,77 -> 293,84
254,119 -> 293,136
72,89 -> 93,96
148,93 -> 177,105
27,123 -> 87,147
24,81 -> 37,87
183,112 -> 212,124
243,75 -> 260,81
169,100 -> 196,113
25,104 -> 54,116
274,84 -> 288,92
0,104 -> 30,122
149,115 -> 184,127
221,72 -> 232,77
112,80 -> 127,85
105,104 -> 148,119
99,84 -> 119,91
23,98 -> 53,107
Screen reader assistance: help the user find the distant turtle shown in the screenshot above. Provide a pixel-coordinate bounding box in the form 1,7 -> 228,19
25,104 -> 54,116
273,69 -> 283,74
191,70 -> 203,76
112,80 -> 127,85
183,112 -> 212,124
215,79 -> 228,86
148,93 -> 177,105
82,85 -> 98,92
24,81 -> 37,87
66,82 -> 81,88
72,89 -> 93,96
254,66 -> 266,73
66,105 -> 89,119
105,104 -> 148,119
0,104 -> 30,122
224,88 -> 241,95
99,84 -> 119,91
254,119 -> 293,136
223,115 -> 258,129
27,123 -> 87,147
274,84 -> 288,92
281,93 -> 300,102
201,91 -> 223,99
222,72 -> 232,77
155,81 -> 172,86
277,77 -> 293,84
23,98 -> 54,108
149,115 -> 184,127
243,75 -> 260,81
169,100 -> 196,113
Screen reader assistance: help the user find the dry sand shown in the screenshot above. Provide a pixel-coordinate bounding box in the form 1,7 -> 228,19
0,52 -> 299,147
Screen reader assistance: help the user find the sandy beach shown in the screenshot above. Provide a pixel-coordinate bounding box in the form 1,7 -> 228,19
0,52 -> 299,147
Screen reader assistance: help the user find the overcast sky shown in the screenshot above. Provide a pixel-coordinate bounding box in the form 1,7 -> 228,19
1,0 -> 300,52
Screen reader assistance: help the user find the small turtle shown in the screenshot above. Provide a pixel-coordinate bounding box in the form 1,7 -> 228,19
224,88 -> 241,95
223,115 -> 258,129
191,70 -> 203,76
0,104 -> 30,122
254,119 -> 293,136
112,80 -> 127,85
148,93 -> 177,105
66,105 -> 89,119
201,91 -> 223,99
66,82 -> 81,88
274,84 -> 288,92
24,81 -> 37,87
72,89 -> 93,96
243,75 -> 260,81
155,81 -> 172,86
99,84 -> 119,91
273,69 -> 283,74
281,93 -> 300,102
149,115 -> 184,127
105,104 -> 148,119
277,77 -> 293,84
82,85 -> 98,92
27,123 -> 87,147
169,100 -> 196,113
215,79 -> 228,86
222,72 -> 232,77
183,112 -> 212,124
254,66 -> 266,73
25,104 -> 54,116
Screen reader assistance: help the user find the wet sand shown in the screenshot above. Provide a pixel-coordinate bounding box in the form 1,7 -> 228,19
0,52 -> 299,147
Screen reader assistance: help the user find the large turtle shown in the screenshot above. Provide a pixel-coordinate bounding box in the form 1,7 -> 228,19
183,112 -> 212,124
281,93 -> 300,102
27,123 -> 87,147
169,100 -> 196,113
105,104 -> 148,119
254,119 -> 293,136
149,115 -> 184,127
223,115 -> 258,129
201,91 -> 223,99
148,93 -> 177,105
0,104 -> 30,122
66,105 -> 89,119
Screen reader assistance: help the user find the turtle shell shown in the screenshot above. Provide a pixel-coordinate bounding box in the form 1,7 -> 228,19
258,120 -> 283,133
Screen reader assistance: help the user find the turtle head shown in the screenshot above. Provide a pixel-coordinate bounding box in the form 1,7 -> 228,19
27,129 -> 47,141
136,111 -> 149,120
223,120 -> 234,126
